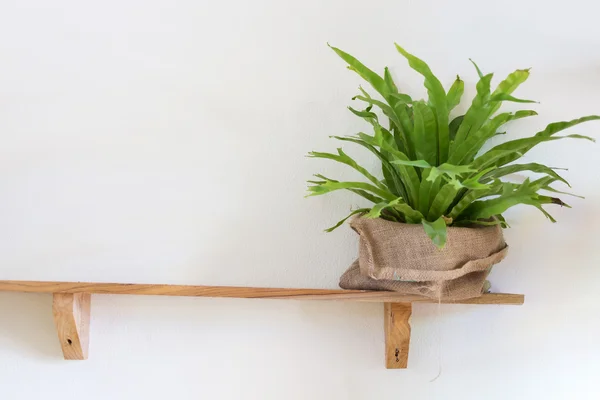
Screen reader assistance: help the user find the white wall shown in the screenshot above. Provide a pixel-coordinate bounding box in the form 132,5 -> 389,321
1,0 -> 599,398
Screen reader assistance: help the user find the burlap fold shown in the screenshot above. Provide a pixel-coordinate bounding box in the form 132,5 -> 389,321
339,217 -> 508,300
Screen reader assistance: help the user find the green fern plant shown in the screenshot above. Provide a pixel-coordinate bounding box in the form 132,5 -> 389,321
307,43 -> 599,249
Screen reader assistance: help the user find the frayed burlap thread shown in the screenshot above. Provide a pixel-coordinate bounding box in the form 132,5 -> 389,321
339,217 -> 508,300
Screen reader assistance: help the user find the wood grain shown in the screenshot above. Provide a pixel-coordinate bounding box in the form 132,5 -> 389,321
0,280 -> 524,305
52,293 -> 91,360
384,302 -> 412,369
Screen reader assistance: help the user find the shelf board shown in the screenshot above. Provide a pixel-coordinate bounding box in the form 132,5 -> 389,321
0,280 -> 524,304
0,279 -> 524,367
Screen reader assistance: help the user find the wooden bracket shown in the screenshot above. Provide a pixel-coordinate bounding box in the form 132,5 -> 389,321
384,302 -> 412,369
52,293 -> 91,360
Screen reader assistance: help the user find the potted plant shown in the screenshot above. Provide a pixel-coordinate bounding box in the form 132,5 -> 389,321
307,43 -> 599,300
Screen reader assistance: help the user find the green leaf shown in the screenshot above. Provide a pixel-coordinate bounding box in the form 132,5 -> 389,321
447,75 -> 464,111
354,133 -> 421,206
422,217 -> 448,249
470,149 -> 519,171
490,92 -> 537,104
452,73 -> 494,149
483,163 -> 570,187
367,123 -> 396,148
428,163 -> 477,182
464,193 -> 534,220
390,159 -> 432,168
535,115 -> 600,138
532,195 -> 570,222
390,93 -> 413,103
325,208 -> 370,232
489,68 -> 530,115
450,110 -> 538,165
348,106 -> 378,122
392,202 -> 425,223
474,134 -> 595,170
329,44 -> 390,100
565,134 -> 596,141
383,67 -> 398,93
391,126 -> 408,155
459,167 -> 496,190
448,185 -> 498,220
365,197 -> 402,217
358,86 -> 371,98
395,43 -> 450,163
532,201 -> 559,222
363,197 -> 424,223
496,214 -> 510,227
394,104 -> 415,157
416,169 -> 434,215
428,183 -> 460,220
437,163 -> 478,176
461,179 -> 568,221
308,174 -> 387,205
493,69 -> 530,94
307,179 -> 396,201
529,175 -> 561,192
352,95 -> 401,127
366,201 -> 396,219
307,148 -> 387,190
332,135 -> 408,200
411,101 -> 439,165
508,109 -> 540,119
469,59 -> 484,79
381,163 -> 402,198
449,115 -> 464,142
454,218 -> 507,228
346,188 -> 385,204
542,186 -> 584,199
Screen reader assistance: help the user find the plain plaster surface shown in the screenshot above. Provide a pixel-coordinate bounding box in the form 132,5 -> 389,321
1,1 -> 599,399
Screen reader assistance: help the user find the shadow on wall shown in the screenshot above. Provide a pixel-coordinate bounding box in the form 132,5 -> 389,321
0,292 -> 61,360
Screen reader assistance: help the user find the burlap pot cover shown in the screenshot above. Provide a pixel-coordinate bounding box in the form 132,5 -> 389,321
339,216 -> 509,300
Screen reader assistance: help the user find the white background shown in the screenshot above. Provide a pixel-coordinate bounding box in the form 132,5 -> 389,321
1,0 -> 599,399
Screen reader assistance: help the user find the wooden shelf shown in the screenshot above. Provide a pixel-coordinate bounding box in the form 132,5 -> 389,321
0,280 -> 523,303
0,280 -> 524,368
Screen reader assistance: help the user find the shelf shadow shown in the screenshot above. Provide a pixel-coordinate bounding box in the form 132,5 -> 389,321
0,292 -> 60,360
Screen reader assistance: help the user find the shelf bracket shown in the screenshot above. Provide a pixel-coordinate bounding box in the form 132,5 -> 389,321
52,293 -> 91,360
384,302 -> 412,369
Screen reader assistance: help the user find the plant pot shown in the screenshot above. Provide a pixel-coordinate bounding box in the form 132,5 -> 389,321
339,217 -> 509,300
